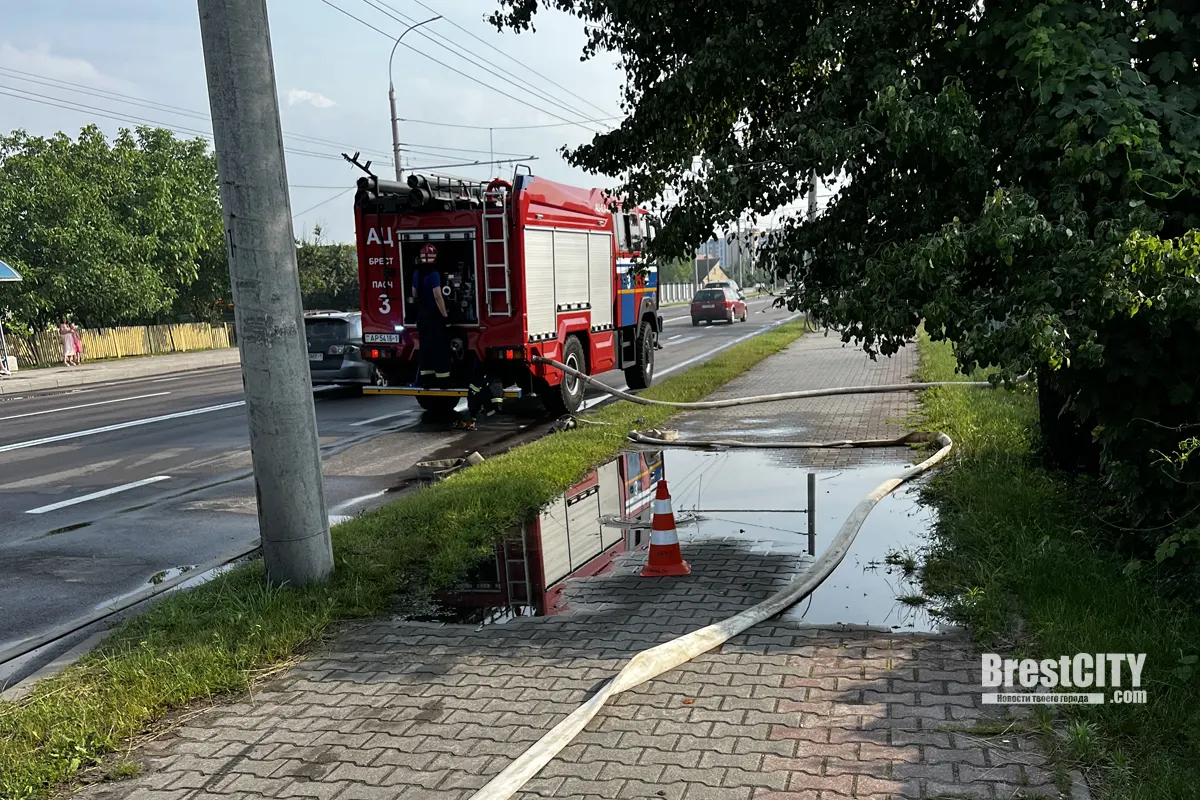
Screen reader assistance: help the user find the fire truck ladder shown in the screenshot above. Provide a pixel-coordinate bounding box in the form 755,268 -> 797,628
482,184 -> 512,316
503,523 -> 532,611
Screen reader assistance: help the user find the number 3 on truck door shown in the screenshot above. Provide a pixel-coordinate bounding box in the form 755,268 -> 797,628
379,294 -> 391,315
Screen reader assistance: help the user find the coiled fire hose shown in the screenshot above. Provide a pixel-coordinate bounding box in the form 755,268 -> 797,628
467,358 -> 1003,800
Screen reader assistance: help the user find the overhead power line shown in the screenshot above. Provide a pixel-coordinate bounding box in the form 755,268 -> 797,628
397,115 -> 620,131
0,66 -> 391,159
404,0 -> 617,119
0,67 -> 510,161
317,0 -> 603,133
359,0 -> 606,131
407,156 -> 540,172
397,140 -> 529,157
293,187 -> 355,218
0,85 -> 346,162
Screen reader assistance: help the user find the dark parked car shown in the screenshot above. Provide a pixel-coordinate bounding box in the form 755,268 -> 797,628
305,311 -> 385,393
691,287 -> 747,326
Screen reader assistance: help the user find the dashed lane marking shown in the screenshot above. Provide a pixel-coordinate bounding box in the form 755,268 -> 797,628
25,476 -> 172,515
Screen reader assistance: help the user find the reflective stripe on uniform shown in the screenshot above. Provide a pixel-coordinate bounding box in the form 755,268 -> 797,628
490,397 -> 503,404
650,528 -> 677,545
435,372 -> 451,378
420,370 -> 435,376
469,384 -> 482,392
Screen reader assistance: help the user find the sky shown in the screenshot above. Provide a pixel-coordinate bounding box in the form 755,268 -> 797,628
0,0 -> 626,242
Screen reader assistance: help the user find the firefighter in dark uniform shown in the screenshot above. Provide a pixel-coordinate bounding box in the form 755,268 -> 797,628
455,355 -> 504,430
412,244 -> 451,387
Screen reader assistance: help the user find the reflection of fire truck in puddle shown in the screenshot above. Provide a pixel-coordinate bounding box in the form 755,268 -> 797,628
439,450 -> 665,621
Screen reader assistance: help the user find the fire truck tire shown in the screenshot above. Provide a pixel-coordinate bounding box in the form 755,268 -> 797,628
540,336 -> 586,415
624,321 -> 655,391
416,395 -> 459,415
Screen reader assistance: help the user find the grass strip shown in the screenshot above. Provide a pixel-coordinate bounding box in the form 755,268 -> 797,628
0,319 -> 806,799
914,333 -> 1200,799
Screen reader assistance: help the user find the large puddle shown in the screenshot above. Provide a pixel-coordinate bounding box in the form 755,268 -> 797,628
430,447 -> 943,632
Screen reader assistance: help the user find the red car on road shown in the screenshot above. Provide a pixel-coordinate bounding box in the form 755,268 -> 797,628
691,287 -> 747,326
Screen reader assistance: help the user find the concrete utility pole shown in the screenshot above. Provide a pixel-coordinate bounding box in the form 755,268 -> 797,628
389,15 -> 441,180
197,0 -> 333,586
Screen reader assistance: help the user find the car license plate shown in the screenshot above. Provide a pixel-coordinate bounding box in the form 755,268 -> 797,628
308,352 -> 323,361
702,304 -> 715,309
364,333 -> 400,343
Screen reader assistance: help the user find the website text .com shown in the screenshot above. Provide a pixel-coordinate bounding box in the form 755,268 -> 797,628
982,690 -> 1148,705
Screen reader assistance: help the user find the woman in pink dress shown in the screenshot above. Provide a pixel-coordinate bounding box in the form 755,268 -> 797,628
70,324 -> 83,365
59,320 -> 77,366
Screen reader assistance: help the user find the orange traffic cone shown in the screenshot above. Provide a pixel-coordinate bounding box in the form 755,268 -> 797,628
641,479 -> 691,577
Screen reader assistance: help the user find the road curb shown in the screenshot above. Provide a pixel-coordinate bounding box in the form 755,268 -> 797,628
0,349 -> 242,396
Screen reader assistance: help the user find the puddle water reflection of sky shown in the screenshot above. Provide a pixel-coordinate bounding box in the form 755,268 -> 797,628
662,449 -> 938,632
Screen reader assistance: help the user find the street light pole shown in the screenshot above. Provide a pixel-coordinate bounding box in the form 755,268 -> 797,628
389,15 -> 440,181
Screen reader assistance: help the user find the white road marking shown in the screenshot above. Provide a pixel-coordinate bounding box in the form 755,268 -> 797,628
351,411 -> 417,427
575,314 -> 800,412
25,476 -> 172,515
0,391 -> 172,422
0,401 -> 246,454
657,315 -> 801,378
666,334 -> 683,341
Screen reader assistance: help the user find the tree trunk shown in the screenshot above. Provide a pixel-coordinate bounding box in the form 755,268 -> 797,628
1036,371 -> 1101,474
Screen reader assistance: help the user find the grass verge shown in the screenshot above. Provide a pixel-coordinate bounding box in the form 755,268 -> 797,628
0,320 -> 806,799
914,333 -> 1200,799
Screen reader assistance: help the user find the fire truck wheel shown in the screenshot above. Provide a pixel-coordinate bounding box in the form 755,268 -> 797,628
624,321 -> 655,390
541,336 -> 586,415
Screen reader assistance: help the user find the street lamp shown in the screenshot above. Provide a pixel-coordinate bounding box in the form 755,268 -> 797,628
389,15 -> 440,180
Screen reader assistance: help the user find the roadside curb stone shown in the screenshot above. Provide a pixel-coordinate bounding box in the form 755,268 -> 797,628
0,348 -> 239,395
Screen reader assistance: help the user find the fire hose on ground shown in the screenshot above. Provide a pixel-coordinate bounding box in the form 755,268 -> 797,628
465,359 -> 1007,800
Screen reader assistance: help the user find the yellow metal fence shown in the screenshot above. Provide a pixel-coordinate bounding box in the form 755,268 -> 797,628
11,323 -> 236,368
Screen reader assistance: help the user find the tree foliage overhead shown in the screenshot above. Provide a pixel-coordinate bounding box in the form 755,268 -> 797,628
493,0 -> 1200,526
0,125 -> 227,331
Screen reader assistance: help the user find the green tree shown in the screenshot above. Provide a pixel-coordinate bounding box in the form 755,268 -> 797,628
297,225 -> 359,311
658,257 -> 693,285
0,125 -> 225,331
492,0 -> 1200,528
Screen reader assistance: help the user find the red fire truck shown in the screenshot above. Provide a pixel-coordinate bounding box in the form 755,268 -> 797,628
437,450 -> 666,621
352,168 -> 662,414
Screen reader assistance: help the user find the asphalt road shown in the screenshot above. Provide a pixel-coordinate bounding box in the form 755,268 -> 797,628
0,298 -> 793,659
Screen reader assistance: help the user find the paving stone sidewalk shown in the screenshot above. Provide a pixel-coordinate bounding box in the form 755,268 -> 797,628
76,333 -> 1065,800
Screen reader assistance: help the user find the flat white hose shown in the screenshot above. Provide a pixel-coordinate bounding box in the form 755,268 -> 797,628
533,356 -> 1002,410
468,428 -> 956,800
